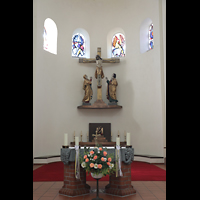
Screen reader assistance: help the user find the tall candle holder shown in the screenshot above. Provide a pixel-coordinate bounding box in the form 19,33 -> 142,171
80,131 -> 82,142
124,130 -> 126,142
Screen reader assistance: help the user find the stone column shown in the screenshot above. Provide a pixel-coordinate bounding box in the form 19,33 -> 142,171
59,161 -> 90,197
105,161 -> 136,196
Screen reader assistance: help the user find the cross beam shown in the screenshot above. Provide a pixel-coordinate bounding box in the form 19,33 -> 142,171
79,47 -> 120,63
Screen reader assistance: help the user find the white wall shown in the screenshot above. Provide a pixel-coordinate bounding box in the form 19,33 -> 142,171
33,0 -> 166,158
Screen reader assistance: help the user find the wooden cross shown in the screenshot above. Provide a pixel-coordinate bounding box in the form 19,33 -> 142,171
79,47 -> 120,63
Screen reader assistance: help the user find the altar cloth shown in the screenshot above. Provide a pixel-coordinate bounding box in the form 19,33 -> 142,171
60,147 -> 134,165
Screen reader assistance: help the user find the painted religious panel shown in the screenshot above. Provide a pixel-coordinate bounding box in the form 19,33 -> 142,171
89,123 -> 111,142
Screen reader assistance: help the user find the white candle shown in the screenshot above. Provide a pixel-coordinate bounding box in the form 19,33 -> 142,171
75,136 -> 79,146
116,137 -> 120,146
126,132 -> 130,145
64,133 -> 68,146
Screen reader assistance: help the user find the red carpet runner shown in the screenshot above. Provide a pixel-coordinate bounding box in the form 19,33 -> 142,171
33,161 -> 166,182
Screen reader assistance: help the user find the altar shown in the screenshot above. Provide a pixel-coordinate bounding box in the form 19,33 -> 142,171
59,146 -> 136,197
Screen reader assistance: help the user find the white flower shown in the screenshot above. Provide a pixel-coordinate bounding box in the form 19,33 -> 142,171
88,154 -> 90,157
81,162 -> 86,168
104,158 -> 107,161
94,163 -> 98,169
109,163 -> 114,169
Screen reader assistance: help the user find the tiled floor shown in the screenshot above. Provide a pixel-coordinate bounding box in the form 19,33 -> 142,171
33,164 -> 166,200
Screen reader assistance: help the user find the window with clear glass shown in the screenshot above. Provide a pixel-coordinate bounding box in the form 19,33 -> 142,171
43,18 -> 57,55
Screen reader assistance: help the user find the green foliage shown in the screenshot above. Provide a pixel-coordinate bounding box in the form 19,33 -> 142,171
79,144 -> 116,177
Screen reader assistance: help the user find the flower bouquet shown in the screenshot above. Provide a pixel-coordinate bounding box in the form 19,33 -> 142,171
80,145 -> 116,178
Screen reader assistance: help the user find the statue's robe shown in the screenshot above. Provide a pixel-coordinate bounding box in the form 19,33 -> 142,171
82,78 -> 93,102
106,78 -> 118,102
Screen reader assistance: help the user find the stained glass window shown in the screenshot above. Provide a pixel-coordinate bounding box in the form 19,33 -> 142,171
112,33 -> 125,57
149,23 -> 154,50
72,33 -> 85,57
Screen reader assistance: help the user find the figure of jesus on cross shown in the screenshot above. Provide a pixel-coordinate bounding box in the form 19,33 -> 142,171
95,54 -> 104,89
95,54 -> 104,100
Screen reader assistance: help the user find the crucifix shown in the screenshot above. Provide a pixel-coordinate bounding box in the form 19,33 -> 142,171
79,47 -> 120,106
92,130 -> 101,146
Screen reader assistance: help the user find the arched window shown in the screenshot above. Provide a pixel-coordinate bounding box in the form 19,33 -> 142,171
111,33 -> 125,57
149,23 -> 154,50
72,33 -> 85,57
140,18 -> 153,54
43,18 -> 57,55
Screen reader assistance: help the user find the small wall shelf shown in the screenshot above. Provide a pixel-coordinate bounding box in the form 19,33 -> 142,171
77,100 -> 122,109
77,105 -> 122,109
